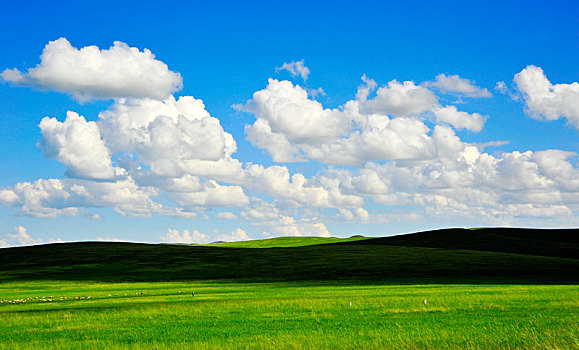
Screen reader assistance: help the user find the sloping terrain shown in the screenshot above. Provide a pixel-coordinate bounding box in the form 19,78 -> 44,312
202,235 -> 369,248
343,227 -> 578,259
0,228 -> 576,283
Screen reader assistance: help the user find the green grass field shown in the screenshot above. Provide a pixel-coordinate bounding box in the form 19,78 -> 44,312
0,228 -> 577,349
1,281 -> 578,349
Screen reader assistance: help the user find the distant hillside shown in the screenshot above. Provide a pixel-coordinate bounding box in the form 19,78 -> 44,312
347,227 -> 579,259
202,235 -> 370,248
0,228 -> 577,284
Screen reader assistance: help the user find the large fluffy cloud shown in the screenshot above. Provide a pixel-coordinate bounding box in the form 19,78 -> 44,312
240,77 -> 487,167
39,111 -> 115,180
514,65 -> 579,129
1,38 -> 182,101
98,96 -> 242,180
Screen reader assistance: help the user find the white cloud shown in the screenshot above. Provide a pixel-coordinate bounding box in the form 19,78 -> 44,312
0,226 -> 43,247
433,106 -> 487,132
0,176 -> 196,218
238,79 -> 350,143
494,81 -> 508,94
161,227 -> 250,244
276,59 -> 310,81
263,219 -> 331,237
514,65 -> 579,129
166,180 -> 249,208
337,207 -> 369,221
217,228 -> 250,242
39,111 -> 115,180
328,126 -> 579,222
243,164 -> 363,208
215,212 -> 238,220
99,96 -> 242,181
424,74 -> 491,98
307,87 -> 326,98
161,228 -> 208,244
241,77 -> 489,167
1,38 -> 182,101
359,79 -> 438,117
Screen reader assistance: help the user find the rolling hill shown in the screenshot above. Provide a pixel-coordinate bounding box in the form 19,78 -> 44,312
0,228 -> 577,284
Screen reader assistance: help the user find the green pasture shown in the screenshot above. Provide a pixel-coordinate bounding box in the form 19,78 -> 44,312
0,281 -> 577,349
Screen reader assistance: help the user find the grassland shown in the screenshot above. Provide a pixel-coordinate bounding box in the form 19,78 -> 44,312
0,228 -> 577,348
202,235 -> 369,248
1,281 -> 578,349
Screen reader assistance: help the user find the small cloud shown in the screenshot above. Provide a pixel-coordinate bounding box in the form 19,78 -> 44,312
276,59 -> 310,81
215,211 -> 238,220
95,236 -> 131,242
475,140 -> 510,150
0,226 -> 43,247
424,73 -> 492,98
160,228 -> 209,244
307,87 -> 326,98
494,81 -> 508,94
217,228 -> 250,242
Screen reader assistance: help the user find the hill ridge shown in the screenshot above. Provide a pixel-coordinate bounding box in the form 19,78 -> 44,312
0,227 -> 576,284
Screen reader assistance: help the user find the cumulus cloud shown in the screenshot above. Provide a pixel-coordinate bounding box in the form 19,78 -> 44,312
276,59 -> 310,81
161,228 -> 208,244
359,79 -> 438,117
99,96 -> 241,180
433,106 -> 487,132
238,79 -> 350,143
424,74 -> 491,98
0,226 -> 43,247
166,180 -> 249,208
328,125 -> 579,222
263,219 -> 331,237
514,65 -> 579,129
241,77 -> 488,167
39,111 -> 115,180
1,38 -> 182,101
0,176 -> 197,218
218,228 -> 250,242
161,227 -> 250,244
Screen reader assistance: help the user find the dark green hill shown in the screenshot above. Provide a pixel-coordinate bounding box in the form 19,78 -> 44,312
345,227 -> 578,259
0,228 -> 576,284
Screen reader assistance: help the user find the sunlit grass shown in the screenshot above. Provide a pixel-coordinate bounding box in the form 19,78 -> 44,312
1,281 -> 577,349
200,235 -> 370,248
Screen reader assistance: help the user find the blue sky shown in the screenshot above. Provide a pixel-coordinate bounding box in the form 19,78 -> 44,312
0,0 -> 578,245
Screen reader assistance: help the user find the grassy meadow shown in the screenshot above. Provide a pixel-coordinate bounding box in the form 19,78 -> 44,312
1,281 -> 578,349
0,228 -> 577,349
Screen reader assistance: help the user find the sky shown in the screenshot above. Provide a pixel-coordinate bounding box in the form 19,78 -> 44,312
0,0 -> 578,246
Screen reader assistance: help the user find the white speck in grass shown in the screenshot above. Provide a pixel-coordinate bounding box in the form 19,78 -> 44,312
423,299 -> 427,305
349,301 -> 352,306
